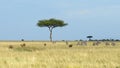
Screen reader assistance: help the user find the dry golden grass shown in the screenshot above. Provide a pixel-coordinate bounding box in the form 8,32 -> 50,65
0,41 -> 120,68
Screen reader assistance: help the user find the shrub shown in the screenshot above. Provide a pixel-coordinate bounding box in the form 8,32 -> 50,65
21,39 -> 24,41
20,43 -> 26,47
69,44 -> 73,48
9,45 -> 13,49
44,43 -> 47,46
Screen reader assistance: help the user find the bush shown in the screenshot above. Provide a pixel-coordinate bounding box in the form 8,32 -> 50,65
44,43 -> 47,46
20,43 -> 26,47
21,39 -> 24,41
69,44 -> 73,48
9,45 -> 13,49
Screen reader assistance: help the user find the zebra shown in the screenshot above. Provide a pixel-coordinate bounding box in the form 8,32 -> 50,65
93,41 -> 101,46
80,41 -> 87,46
111,42 -> 116,46
105,42 -> 110,46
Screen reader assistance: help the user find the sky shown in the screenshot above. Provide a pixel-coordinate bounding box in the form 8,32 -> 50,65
0,0 -> 120,40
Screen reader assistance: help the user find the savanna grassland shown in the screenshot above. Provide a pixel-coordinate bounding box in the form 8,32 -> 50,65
0,41 -> 120,68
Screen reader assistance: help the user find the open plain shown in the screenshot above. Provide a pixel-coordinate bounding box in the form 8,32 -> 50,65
0,41 -> 120,68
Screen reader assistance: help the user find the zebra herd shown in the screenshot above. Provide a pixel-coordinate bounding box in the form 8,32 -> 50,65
94,41 -> 116,46
8,41 -> 117,49
65,41 -> 117,46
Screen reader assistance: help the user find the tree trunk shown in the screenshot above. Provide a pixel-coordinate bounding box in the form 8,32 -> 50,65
50,30 -> 52,42
48,27 -> 53,42
89,38 -> 91,41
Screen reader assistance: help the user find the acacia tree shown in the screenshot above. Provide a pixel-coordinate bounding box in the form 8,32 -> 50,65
37,18 -> 68,42
87,36 -> 93,41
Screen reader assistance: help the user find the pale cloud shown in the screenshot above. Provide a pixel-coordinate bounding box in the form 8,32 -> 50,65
65,10 -> 90,16
79,10 -> 90,15
61,5 -> 120,19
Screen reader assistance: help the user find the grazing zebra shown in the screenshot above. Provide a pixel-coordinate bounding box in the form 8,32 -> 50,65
105,42 -> 110,46
80,41 -> 87,46
111,42 -> 116,46
52,41 -> 56,44
93,42 -> 98,46
93,41 -> 101,46
66,41 -> 68,45
77,41 -> 81,45
97,41 -> 101,44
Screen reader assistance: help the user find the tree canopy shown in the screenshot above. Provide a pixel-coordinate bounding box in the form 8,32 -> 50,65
37,18 -> 68,41
37,18 -> 68,28
87,36 -> 93,41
